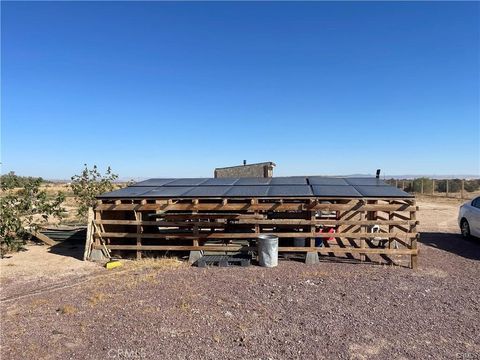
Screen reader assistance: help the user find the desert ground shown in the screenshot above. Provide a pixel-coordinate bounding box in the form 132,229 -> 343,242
1,196 -> 479,359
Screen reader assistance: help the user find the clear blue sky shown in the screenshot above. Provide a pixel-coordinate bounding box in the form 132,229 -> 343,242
1,1 -> 479,179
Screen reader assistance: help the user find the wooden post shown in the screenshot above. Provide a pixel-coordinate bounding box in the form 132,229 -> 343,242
421,179 -> 424,194
83,207 -> 95,260
446,180 -> 449,198
410,202 -> 418,269
432,179 -> 435,196
402,180 -> 405,190
134,209 -> 142,260
360,204 -> 367,262
305,199 -> 319,264
461,179 -> 465,199
388,203 -> 394,265
395,179 -> 398,188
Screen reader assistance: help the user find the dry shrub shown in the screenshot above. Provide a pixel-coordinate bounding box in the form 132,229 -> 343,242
58,304 -> 77,315
88,292 -> 105,306
178,298 -> 191,312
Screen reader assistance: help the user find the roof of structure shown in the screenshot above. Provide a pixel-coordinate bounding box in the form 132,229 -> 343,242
98,176 -> 413,199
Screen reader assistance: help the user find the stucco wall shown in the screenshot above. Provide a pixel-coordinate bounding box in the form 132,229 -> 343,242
215,164 -> 274,178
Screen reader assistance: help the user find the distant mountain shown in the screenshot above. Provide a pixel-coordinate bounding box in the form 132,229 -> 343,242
380,175 -> 480,180
45,174 -> 480,182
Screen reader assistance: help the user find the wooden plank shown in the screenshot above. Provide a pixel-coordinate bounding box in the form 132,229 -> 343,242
83,207 -> 94,260
96,231 -> 417,239
29,230 -> 58,247
95,219 -> 419,226
95,203 -> 417,213
94,244 -> 418,255
94,245 -> 247,251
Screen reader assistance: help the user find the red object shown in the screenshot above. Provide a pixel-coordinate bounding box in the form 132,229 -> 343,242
316,227 -> 336,241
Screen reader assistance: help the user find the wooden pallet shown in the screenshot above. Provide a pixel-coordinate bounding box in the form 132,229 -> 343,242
196,254 -> 251,268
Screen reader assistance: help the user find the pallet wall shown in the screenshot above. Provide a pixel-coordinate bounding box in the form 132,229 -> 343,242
86,197 -> 419,268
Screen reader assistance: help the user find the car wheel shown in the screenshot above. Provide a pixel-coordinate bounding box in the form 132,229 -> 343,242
460,219 -> 471,239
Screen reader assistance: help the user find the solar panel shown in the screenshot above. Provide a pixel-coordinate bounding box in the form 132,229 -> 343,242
267,185 -> 312,196
201,178 -> 239,186
225,186 -> 269,197
269,177 -> 307,185
345,177 -> 386,186
234,178 -> 271,185
98,186 -> 158,198
164,178 -> 209,186
141,187 -> 194,197
97,176 -> 411,199
132,179 -> 175,187
354,185 -> 412,198
182,186 -> 231,197
311,185 -> 362,197
308,177 -> 349,186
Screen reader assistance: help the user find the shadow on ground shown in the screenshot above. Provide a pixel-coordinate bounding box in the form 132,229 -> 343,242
420,232 -> 480,260
47,232 -> 85,261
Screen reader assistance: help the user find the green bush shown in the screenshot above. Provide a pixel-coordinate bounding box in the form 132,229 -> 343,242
0,175 -> 65,255
70,164 -> 118,220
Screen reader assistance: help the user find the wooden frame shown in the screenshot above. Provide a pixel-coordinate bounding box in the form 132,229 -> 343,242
88,196 -> 419,268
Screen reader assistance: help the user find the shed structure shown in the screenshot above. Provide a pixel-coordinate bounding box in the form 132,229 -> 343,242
87,176 -> 419,268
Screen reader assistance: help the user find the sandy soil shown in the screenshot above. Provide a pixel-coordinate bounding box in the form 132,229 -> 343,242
1,198 -> 479,359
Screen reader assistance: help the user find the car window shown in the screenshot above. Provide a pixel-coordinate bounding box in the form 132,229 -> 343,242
472,197 -> 480,209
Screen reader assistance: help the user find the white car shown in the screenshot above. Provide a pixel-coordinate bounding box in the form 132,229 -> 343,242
459,196 -> 480,239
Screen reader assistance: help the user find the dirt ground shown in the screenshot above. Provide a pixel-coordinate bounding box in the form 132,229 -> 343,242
1,197 -> 479,359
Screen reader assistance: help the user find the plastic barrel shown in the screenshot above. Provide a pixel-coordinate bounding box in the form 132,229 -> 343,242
257,234 -> 279,267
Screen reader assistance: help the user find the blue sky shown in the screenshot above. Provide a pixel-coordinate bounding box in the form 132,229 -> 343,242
1,1 -> 479,179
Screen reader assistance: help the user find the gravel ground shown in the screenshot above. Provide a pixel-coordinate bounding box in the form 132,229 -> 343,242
1,198 -> 479,359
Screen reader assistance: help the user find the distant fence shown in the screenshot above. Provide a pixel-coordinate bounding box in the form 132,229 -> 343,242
385,178 -> 480,200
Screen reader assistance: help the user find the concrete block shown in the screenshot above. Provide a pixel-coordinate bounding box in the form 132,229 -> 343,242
188,250 -> 203,264
305,252 -> 319,265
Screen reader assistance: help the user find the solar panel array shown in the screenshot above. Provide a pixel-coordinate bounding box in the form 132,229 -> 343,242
98,177 -> 412,199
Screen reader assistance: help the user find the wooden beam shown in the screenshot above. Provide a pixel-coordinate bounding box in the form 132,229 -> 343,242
96,231 -> 417,239
94,218 -> 419,227
95,203 -> 417,213
94,244 -> 418,255
29,230 -> 58,247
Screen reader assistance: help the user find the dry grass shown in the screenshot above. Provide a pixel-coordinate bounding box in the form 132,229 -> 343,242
125,257 -> 185,270
88,292 -> 106,306
57,304 -> 77,315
